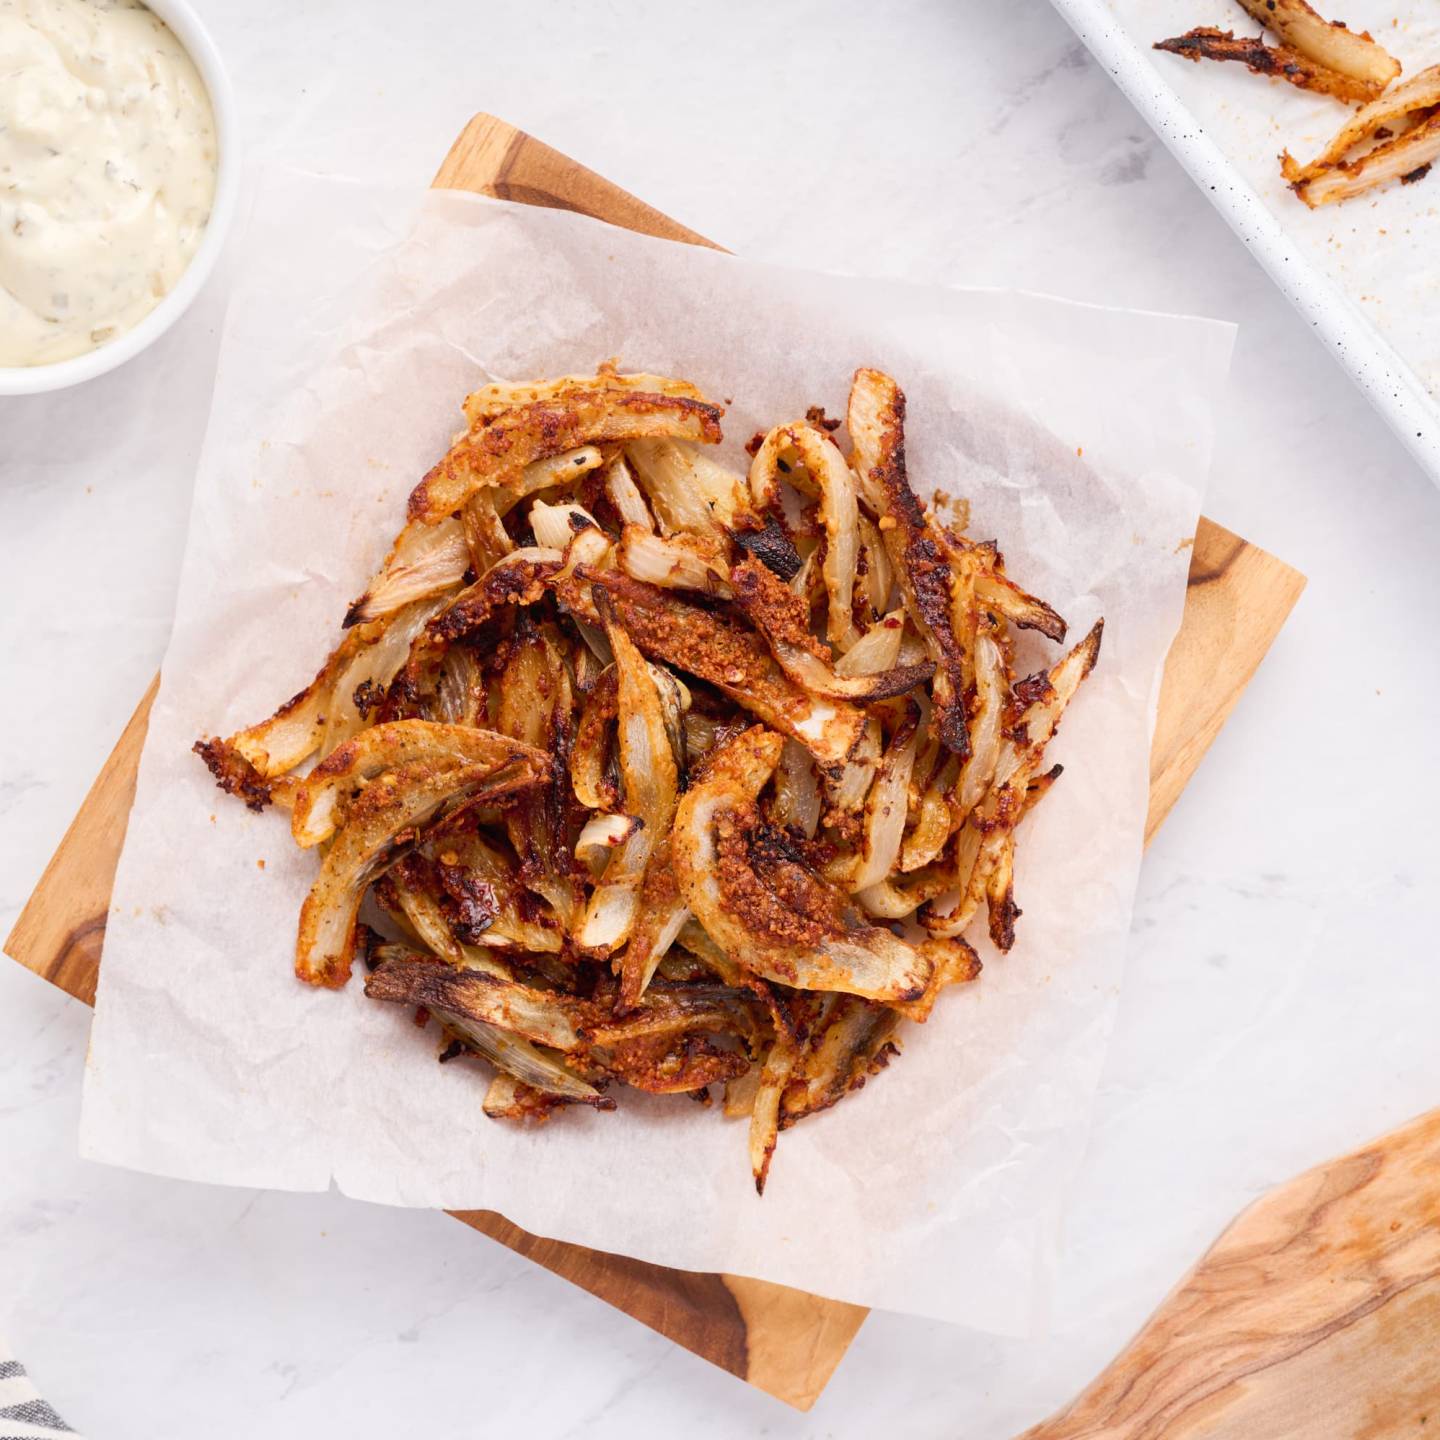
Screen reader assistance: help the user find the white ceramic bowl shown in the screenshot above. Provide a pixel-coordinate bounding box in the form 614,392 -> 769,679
0,0 -> 239,397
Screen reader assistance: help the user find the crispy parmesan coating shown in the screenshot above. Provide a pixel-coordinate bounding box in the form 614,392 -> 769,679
199,364 -> 1099,1190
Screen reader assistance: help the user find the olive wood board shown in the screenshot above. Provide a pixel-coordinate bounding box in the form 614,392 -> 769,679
1021,1106 -> 1440,1439
5,113 -> 1309,1415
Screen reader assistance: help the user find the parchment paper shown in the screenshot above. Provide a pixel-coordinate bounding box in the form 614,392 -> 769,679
79,171 -> 1233,1330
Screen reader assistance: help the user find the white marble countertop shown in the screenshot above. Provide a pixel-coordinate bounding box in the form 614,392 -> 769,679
2,2 -> 1438,1436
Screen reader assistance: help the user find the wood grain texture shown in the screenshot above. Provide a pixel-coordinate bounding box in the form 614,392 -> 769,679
445,1208 -> 868,1409
2,112 -> 1304,1414
5,673 -> 159,1007
433,114 -> 717,248
1144,516 -> 1306,842
1021,1108 -> 1440,1440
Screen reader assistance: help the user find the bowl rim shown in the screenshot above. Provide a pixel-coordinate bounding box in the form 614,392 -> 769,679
0,0 -> 239,397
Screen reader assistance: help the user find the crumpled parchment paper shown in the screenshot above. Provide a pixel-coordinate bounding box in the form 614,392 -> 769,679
79,171 -> 1233,1329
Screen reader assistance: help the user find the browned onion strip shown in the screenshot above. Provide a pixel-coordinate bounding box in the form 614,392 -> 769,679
618,525 -> 732,596
682,710 -> 726,767
410,392 -> 723,524
857,516 -> 894,619
461,490 -> 513,576
574,813 -> 642,874
731,516 -> 802,582
854,859 -> 955,920
481,1075 -> 552,1122
576,594 -> 681,953
984,831 -> 1020,952
1290,110 -> 1440,207
953,630 -> 1005,823
778,996 -> 900,1129
771,739 -> 822,839
991,620 -> 1103,803
322,594 -> 455,758
435,1009 -> 606,1103
291,720 -> 550,848
847,368 -> 970,756
723,1063 -> 763,1119
982,763 -> 1063,953
648,663 -> 690,781
363,934 -> 605,1101
193,737 -> 282,812
435,831 -> 565,953
848,704 -> 921,892
672,727 -> 936,1004
750,1028 -> 802,1195
888,936 -> 982,1023
675,916 -> 732,973
374,858 -> 509,974
618,842 -> 691,1011
559,567 -> 865,767
463,367 -> 705,429
601,1033 -> 749,1095
748,422 -> 860,650
1153,27 -> 1385,104
215,624 -> 381,780
366,954 -> 592,1050
492,623 -> 586,931
1282,64 -> 1440,186
344,517 -> 469,627
1235,0 -> 1400,90
835,611 -> 905,677
900,750 -> 959,873
973,570 -> 1067,643
211,588 -> 468,789
728,556 -> 935,702
570,666 -> 619,812
825,716 -> 881,816
580,982 -> 759,1047
625,438 -> 747,537
297,758 -> 539,987
491,448 -> 606,522
605,453 -> 655,530
923,623 -> 1099,943
528,500 -> 600,551
421,549 -> 561,650
494,622 -> 563,749
918,821 -> 988,940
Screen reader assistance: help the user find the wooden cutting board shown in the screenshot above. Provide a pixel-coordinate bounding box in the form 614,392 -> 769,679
3,113 -> 1307,1413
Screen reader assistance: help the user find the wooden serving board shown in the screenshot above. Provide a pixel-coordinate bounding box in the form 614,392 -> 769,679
4,114 -> 1307,1413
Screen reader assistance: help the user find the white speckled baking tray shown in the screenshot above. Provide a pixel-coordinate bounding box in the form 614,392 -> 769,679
1051,0 -> 1440,487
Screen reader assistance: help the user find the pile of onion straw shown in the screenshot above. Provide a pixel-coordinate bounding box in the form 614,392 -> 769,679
196,363 -> 1103,1192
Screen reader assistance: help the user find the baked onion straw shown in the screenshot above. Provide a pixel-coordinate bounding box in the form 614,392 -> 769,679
197,361 -> 1103,1192
1156,0 -> 1402,106
1153,0 -> 1440,209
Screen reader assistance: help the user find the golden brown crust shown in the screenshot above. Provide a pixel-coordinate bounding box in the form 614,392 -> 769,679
714,804 -> 844,952
851,371 -> 970,756
570,568 -> 863,765
428,554 -> 560,643
1153,27 -> 1383,102
727,555 -> 831,661
203,364 -> 1101,1189
599,1033 -> 749,1094
409,391 -> 723,524
193,737 -> 272,811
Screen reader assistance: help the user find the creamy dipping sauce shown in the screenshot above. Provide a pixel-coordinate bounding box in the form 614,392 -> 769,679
0,0 -> 217,366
